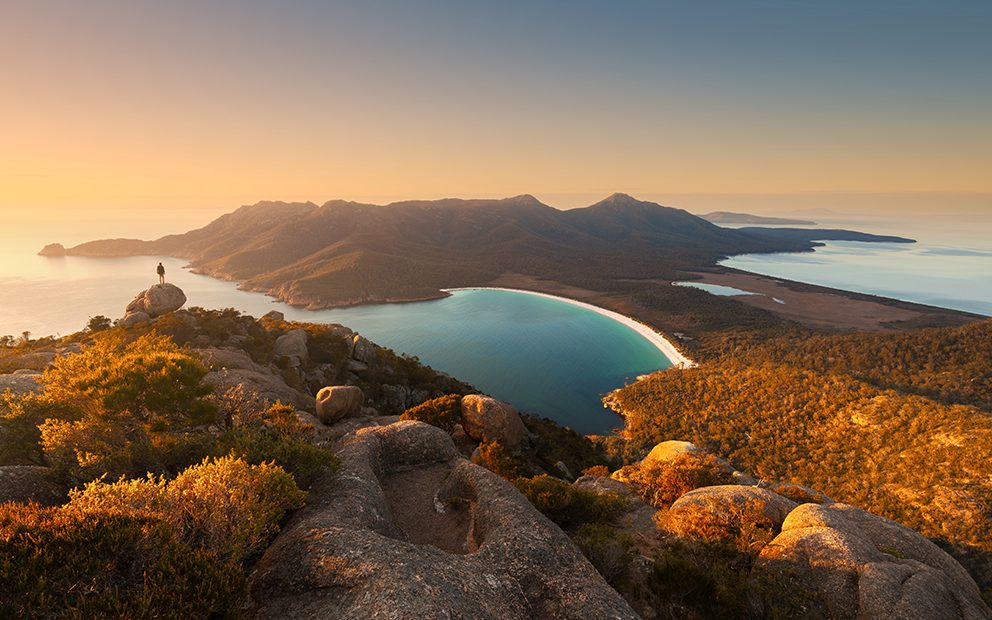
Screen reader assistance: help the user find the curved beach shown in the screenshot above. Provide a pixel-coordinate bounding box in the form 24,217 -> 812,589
443,287 -> 696,369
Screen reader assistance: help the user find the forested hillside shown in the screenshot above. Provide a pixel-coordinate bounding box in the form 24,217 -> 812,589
607,318 -> 992,599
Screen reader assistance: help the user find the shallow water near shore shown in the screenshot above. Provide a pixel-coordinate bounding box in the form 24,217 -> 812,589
0,245 -> 670,434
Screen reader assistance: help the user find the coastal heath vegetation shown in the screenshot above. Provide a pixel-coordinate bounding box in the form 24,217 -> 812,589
607,318 -> 992,599
0,322 -> 339,617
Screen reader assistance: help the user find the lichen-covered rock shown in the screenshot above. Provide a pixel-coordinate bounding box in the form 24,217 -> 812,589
0,373 -> 41,396
274,329 -> 308,364
315,385 -> 364,423
756,503 -> 990,619
460,394 -> 526,448
0,466 -> 65,506
124,283 -> 186,318
249,421 -> 637,619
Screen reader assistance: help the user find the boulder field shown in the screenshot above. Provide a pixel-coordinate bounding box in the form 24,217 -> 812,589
575,441 -> 991,619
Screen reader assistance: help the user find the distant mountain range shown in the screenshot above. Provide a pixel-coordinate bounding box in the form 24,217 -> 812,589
56,193 -> 913,308
700,211 -> 816,226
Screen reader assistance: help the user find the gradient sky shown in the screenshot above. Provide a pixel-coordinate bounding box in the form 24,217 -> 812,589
2,0 -> 991,213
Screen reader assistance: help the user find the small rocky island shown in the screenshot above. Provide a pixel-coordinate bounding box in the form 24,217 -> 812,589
37,243 -> 66,257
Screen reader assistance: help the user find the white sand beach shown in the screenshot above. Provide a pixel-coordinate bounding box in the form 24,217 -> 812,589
443,287 -> 696,369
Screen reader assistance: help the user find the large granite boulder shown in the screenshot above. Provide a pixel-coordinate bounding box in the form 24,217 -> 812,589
118,311 -> 150,327
0,466 -> 66,506
124,283 -> 186,318
274,329 -> 308,366
249,421 -> 636,619
669,485 -> 798,529
0,373 -> 41,396
641,440 -> 704,464
756,503 -> 990,619
315,385 -> 364,424
350,334 -> 377,364
460,394 -> 526,448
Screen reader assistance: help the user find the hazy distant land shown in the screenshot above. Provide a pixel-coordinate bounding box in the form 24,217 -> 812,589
700,211 -> 817,226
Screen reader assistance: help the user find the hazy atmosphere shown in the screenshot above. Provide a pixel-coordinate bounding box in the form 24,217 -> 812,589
3,3 -> 992,618
3,0 -> 991,215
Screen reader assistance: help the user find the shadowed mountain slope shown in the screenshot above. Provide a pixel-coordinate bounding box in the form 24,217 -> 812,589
64,194 -> 908,308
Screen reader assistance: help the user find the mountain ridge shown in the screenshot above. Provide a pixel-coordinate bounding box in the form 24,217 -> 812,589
58,194 -> 914,309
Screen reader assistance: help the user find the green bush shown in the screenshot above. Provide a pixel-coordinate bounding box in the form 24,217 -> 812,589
37,331 -> 219,481
0,503 -> 245,618
514,474 -> 628,529
67,455 -> 306,562
573,523 -> 636,590
615,453 -> 735,508
400,394 -> 462,433
475,439 -> 523,479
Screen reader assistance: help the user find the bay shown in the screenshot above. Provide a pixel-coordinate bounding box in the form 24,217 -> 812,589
0,246 -> 670,435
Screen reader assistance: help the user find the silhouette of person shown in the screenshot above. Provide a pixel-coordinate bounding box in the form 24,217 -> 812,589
157,262 -> 166,285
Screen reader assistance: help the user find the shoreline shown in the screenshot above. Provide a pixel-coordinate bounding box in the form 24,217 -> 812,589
442,287 -> 696,369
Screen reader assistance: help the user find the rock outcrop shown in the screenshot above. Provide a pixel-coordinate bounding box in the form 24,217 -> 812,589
198,346 -> 314,413
38,243 -> 66,257
123,283 -> 187,319
350,334 -> 377,364
0,466 -> 66,506
2,351 -> 56,371
757,503 -> 991,619
315,385 -> 364,424
274,329 -> 308,366
0,373 -> 41,396
460,394 -> 526,448
249,420 -> 637,619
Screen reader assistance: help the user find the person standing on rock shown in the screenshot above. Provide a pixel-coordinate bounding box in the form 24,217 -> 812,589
157,262 -> 166,285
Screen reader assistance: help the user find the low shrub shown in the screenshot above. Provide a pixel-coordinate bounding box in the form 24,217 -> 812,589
476,440 -> 522,479
400,394 -> 463,433
616,453 -> 734,508
656,498 -> 777,555
67,455 -> 306,562
514,474 -> 628,529
0,503 -> 245,618
581,465 -> 611,477
573,523 -> 636,589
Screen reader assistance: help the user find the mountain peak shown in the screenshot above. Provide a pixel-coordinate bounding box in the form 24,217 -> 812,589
603,192 -> 640,204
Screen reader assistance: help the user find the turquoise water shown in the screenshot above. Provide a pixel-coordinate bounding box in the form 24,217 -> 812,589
722,240 -> 992,316
0,244 -> 670,434
675,282 -> 758,296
